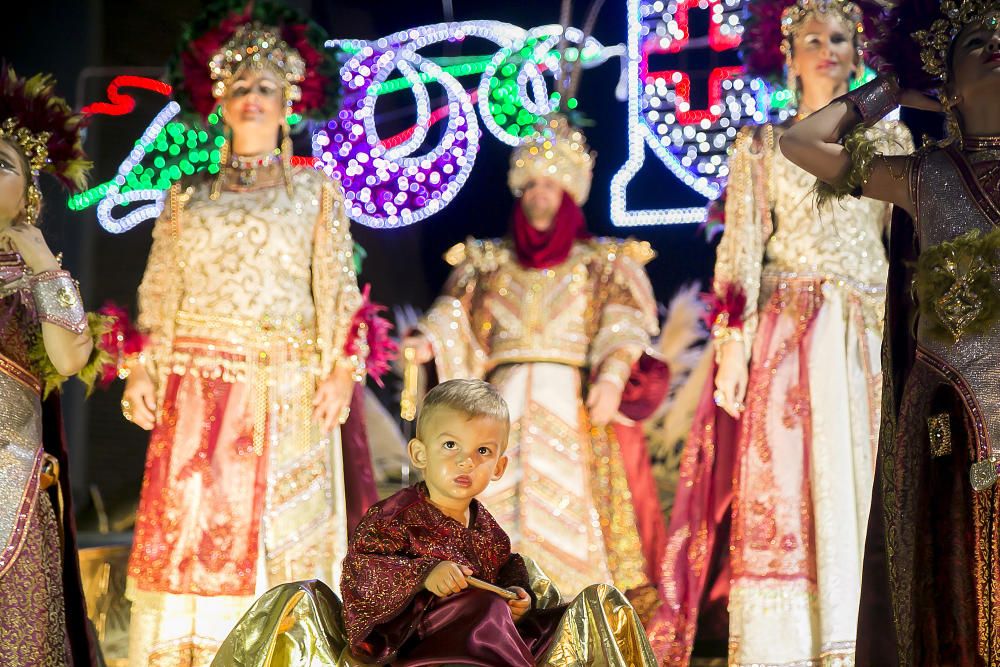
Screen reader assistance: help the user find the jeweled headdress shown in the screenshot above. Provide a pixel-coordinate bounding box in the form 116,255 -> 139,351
863,0 -> 1000,95
508,114 -> 595,206
0,65 -> 90,224
742,0 -> 868,83
167,0 -> 338,119
0,65 -> 89,190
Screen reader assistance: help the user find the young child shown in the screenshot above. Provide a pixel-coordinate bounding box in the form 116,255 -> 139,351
340,378 -> 656,666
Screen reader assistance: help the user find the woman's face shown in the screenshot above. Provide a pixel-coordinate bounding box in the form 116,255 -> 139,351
950,17 -> 1000,108
220,67 -> 285,149
0,140 -> 27,228
790,16 -> 858,96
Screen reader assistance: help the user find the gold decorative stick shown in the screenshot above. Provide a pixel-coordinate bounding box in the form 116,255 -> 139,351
400,346 -> 418,421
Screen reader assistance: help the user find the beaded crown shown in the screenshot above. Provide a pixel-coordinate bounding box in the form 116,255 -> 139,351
864,0 -> 1000,94
508,115 -> 595,206
168,0 -> 338,120
209,22 -> 306,104
913,0 -> 998,82
0,65 -> 89,191
744,0 -> 867,81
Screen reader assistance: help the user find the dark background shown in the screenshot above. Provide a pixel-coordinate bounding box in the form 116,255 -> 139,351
3,0 -> 719,522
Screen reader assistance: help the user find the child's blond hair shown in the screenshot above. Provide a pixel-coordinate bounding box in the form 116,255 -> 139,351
416,379 -> 510,445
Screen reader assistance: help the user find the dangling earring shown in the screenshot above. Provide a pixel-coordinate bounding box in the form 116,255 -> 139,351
23,182 -> 41,226
854,49 -> 866,87
281,109 -> 294,196
783,44 -> 799,106
211,123 -> 230,201
941,94 -> 963,146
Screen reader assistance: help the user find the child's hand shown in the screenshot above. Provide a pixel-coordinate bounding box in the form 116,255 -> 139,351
424,561 -> 473,597
507,586 -> 531,623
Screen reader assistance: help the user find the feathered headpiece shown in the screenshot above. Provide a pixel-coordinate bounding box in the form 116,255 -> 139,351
0,65 -> 89,192
861,0 -> 999,96
167,0 -> 338,120
508,114 -> 596,206
742,0 -> 868,83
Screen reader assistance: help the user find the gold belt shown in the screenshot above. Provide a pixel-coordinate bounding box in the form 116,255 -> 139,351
173,310 -> 317,349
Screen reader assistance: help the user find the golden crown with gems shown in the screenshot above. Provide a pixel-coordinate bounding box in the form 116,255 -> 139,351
508,115 -> 595,206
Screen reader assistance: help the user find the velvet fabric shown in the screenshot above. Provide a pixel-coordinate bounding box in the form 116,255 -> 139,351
341,483 -> 560,665
341,384 -> 378,536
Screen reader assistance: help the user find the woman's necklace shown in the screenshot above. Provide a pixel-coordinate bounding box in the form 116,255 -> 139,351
229,150 -> 281,188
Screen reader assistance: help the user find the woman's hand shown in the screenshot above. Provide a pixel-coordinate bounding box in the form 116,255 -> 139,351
0,223 -> 60,273
713,340 -> 748,419
401,334 -> 434,365
313,363 -> 356,432
122,364 -> 157,430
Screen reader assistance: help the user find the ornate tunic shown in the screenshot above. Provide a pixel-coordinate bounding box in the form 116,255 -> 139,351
0,253 -> 75,666
127,166 -> 366,667
650,120 -> 912,666
418,238 -> 659,597
859,144 -> 1000,666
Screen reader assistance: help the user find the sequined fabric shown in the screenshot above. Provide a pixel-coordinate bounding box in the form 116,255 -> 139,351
128,168 -> 361,667
0,493 -> 71,667
30,270 -> 86,334
340,483 -> 531,660
652,120 -> 909,667
865,144 -> 1000,665
0,367 -> 44,577
914,148 -> 1000,463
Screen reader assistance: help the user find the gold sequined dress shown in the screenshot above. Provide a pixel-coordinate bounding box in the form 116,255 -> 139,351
126,165 -> 366,667
417,237 -> 659,598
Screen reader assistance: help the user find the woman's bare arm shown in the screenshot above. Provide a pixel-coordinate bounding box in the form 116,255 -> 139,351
779,98 -> 915,216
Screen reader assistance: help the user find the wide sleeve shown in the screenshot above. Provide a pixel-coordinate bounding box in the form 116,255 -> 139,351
709,125 -> 774,356
136,183 -> 185,384
496,553 -> 537,606
416,239 -> 489,381
340,506 -> 439,660
588,240 -> 661,390
312,178 -> 366,380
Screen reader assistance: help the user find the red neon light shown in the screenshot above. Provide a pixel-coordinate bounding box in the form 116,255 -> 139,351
642,0 -> 741,57
646,66 -> 744,125
83,76 -> 173,116
380,88 -> 481,150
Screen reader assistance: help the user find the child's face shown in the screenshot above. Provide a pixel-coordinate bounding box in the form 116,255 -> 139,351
409,408 -> 509,505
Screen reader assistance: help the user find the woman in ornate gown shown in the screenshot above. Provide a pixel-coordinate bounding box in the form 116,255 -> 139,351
0,65 -> 104,667
121,4 -> 391,665
647,1 -> 912,664
781,1 -> 1000,663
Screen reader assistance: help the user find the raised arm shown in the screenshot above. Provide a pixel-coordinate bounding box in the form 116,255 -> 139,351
779,77 -> 937,217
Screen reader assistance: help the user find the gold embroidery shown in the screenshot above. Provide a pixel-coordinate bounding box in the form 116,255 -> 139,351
927,413 -> 953,457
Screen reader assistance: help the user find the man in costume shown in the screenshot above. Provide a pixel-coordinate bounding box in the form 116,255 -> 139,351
121,3 -> 393,665
404,114 -> 667,605
782,0 -> 1000,663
